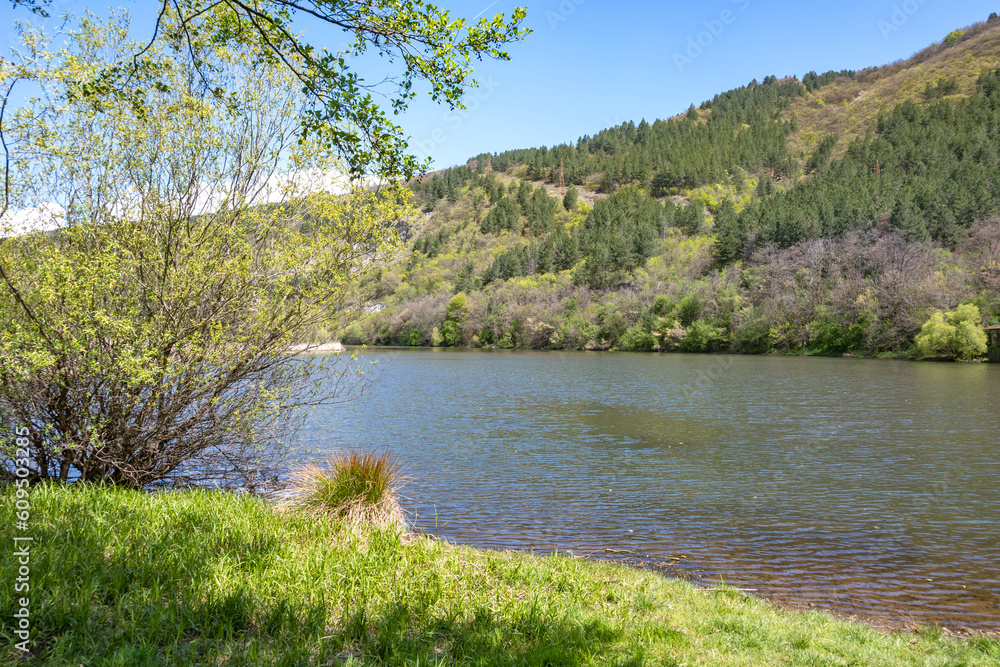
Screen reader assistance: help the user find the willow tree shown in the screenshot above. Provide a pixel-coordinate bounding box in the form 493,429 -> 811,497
0,4 -> 525,488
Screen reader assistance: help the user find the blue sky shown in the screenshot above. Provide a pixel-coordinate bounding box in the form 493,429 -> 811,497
398,0 -> 1000,169
3,0 -> 999,171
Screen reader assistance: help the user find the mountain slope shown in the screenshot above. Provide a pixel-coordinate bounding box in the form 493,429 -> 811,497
338,15 -> 1000,360
787,18 -> 1000,159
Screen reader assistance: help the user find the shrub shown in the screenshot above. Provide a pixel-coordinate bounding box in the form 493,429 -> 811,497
620,322 -> 657,351
441,319 -> 462,346
407,330 -> 424,346
914,304 -> 988,360
676,294 -> 702,327
680,319 -> 724,352
288,450 -> 405,531
447,292 -> 468,316
730,313 -> 770,353
808,309 -> 865,355
563,187 -> 578,211
651,295 -> 674,317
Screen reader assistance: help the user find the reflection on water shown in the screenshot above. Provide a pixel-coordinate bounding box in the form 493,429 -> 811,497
299,349 -> 1000,629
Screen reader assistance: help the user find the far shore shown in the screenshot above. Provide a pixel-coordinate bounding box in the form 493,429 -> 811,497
285,341 -> 345,354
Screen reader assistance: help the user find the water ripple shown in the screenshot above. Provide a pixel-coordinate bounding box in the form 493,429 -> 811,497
300,349 -> 1000,630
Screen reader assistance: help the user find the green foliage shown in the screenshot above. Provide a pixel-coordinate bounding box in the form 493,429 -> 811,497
713,198 -> 748,265
802,69 -> 856,92
483,243 -> 533,284
439,292 -> 468,346
447,292 -> 468,316
563,186 -> 579,211
944,29 -> 965,45
726,68 -> 1000,254
455,261 -> 479,292
0,18 -> 410,487
289,450 -> 404,529
523,186 -> 558,236
480,196 -> 520,234
889,197 -> 929,241
576,185 -> 664,288
516,180 -> 533,210
676,200 -> 706,236
680,319 -> 724,352
6,484 -> 999,665
730,313 -> 771,354
924,78 -> 960,100
7,1 -> 527,181
491,76 -> 803,193
652,295 -> 674,317
808,309 -> 865,355
915,304 -> 988,360
676,295 -> 702,327
441,319 -> 462,346
805,134 -> 838,174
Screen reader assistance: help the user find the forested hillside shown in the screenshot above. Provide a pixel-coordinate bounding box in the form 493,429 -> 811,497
338,15 -> 1000,360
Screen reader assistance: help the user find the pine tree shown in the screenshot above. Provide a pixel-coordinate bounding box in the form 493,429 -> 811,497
563,186 -> 578,211
889,197 -> 929,241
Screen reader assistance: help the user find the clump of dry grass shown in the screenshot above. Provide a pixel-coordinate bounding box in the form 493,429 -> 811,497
287,450 -> 406,532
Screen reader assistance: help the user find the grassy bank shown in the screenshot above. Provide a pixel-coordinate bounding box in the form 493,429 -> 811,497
2,485 -> 998,666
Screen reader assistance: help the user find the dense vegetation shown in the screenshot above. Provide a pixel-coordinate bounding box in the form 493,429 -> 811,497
343,17 -> 1000,360
4,484 -> 998,665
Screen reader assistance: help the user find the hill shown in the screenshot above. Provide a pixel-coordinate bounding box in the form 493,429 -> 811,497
334,14 -> 1000,359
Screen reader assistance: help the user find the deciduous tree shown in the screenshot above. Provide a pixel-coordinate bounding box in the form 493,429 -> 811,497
0,3 -> 526,488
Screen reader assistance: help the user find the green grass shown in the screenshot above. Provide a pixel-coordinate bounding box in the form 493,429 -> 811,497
2,484 -> 998,665
287,450 -> 405,530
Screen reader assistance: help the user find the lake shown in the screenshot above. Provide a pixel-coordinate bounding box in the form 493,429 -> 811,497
298,349 -> 1000,630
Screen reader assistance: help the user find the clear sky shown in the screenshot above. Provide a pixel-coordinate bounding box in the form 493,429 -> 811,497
3,0 -> 999,171
398,0 -> 1000,169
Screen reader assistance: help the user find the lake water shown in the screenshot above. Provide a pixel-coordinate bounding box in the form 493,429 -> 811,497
298,349 -> 1000,630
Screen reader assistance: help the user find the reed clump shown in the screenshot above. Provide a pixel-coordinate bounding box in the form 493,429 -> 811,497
287,449 -> 405,531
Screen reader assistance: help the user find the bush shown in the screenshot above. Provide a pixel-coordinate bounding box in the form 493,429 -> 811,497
651,295 -> 674,317
680,319 -> 724,352
447,292 -> 468,316
407,330 -> 424,346
620,322 -> 657,351
563,187 -> 578,211
914,304 -> 988,360
288,450 -> 405,531
441,319 -> 462,346
730,313 -> 770,353
808,309 -> 865,355
676,294 -> 702,327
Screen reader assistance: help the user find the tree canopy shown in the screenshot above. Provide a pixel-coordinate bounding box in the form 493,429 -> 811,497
0,3 -> 528,488
5,0 -> 528,181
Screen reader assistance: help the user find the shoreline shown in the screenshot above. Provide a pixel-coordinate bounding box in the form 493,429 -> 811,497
423,536 -> 1000,640
284,341 -> 346,354
6,484 -> 999,664
340,342 -> 996,363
